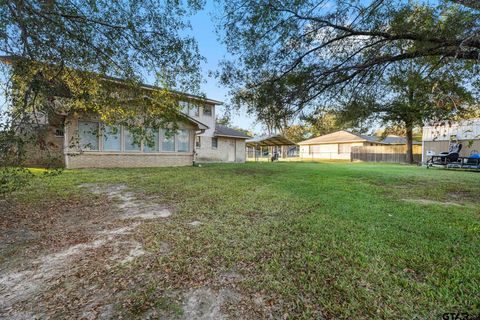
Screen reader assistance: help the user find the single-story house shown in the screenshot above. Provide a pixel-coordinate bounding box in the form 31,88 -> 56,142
298,130 -> 420,160
422,118 -> 480,162
298,130 -> 382,160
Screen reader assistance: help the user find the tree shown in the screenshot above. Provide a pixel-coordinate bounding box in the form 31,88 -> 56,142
0,0 -> 204,192
216,0 -> 479,116
342,61 -> 473,163
216,113 -> 232,126
282,124 -> 310,143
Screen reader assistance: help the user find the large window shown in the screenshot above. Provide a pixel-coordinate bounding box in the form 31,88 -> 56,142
78,121 -> 99,150
203,105 -> 212,116
124,128 -> 141,151
161,129 -> 175,152
177,129 -> 189,152
143,129 -> 159,153
77,121 -> 192,153
103,125 -> 121,151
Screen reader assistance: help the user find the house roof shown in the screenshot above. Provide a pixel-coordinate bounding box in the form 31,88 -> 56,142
380,135 -> 421,145
298,130 -> 376,145
0,55 -> 223,106
214,124 -> 251,139
246,134 -> 296,147
184,114 -> 209,130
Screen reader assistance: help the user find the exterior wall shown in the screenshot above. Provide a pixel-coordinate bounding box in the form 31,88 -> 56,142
67,153 -> 193,168
195,136 -> 245,163
64,113 -> 196,169
186,102 -> 216,137
24,124 -> 65,167
299,142 -> 366,160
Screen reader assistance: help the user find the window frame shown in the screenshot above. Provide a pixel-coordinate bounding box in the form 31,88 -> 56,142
143,128 -> 160,153
211,137 -> 218,149
190,104 -> 199,117
203,105 -> 212,116
123,127 -> 142,152
75,120 -> 193,154
176,129 -> 190,153
78,120 -> 100,151
160,128 -> 176,152
195,136 -> 201,148
102,124 -> 122,152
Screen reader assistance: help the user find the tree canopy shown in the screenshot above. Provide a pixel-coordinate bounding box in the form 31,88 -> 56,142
0,0 -> 205,192
216,0 -> 479,122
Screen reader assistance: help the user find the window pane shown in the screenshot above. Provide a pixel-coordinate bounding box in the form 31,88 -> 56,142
190,104 -> 199,117
78,121 -> 99,150
161,129 -> 175,152
177,129 -> 189,152
203,105 -> 212,116
179,101 -> 189,114
144,129 -> 159,153
103,125 -> 121,151
195,136 -> 201,148
124,128 -> 141,151
212,137 -> 218,149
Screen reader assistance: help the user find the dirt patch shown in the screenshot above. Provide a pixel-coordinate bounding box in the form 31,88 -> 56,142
402,198 -> 463,207
0,183 -> 175,318
447,191 -> 480,204
181,287 -> 241,320
80,183 -> 172,219
188,220 -> 203,227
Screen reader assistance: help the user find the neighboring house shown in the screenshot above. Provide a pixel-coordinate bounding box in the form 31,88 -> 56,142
422,118 -> 480,162
380,135 -> 421,145
298,130 -> 419,160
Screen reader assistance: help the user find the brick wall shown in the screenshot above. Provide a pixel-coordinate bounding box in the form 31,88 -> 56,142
66,153 -> 193,168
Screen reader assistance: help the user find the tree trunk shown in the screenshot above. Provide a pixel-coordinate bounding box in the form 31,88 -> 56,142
405,124 -> 414,164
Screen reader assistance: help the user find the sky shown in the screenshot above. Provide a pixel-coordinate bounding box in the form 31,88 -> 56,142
187,2 -> 262,133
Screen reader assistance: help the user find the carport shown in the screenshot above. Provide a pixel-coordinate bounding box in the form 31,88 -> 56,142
246,135 -> 297,161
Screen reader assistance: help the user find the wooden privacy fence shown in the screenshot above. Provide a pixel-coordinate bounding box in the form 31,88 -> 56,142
351,145 -> 422,163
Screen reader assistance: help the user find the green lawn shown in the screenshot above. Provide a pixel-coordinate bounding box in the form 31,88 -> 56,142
4,162 -> 480,319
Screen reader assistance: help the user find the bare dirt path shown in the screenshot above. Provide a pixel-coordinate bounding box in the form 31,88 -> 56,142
0,184 -> 254,319
0,184 -> 172,319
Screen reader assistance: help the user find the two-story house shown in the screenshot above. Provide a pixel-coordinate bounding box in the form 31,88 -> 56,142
179,101 -> 250,163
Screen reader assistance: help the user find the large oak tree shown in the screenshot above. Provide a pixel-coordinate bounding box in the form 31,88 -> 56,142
216,0 -> 479,140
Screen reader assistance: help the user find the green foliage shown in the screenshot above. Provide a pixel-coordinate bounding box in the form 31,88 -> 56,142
215,0 -> 479,126
0,0 -> 205,192
0,167 -> 32,194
